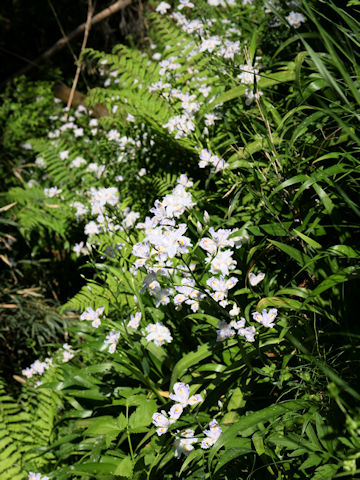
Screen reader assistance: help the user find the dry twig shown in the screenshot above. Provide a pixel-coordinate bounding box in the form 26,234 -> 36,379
67,0 -> 94,111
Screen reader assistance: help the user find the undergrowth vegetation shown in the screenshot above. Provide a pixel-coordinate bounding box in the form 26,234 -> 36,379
1,0 -> 360,479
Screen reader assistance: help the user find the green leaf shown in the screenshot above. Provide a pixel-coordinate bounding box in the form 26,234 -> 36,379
252,435 -> 265,456
211,69 -> 295,107
179,449 -> 204,476
311,464 -> 338,480
70,462 -> 118,475
292,229 -> 322,249
227,387 -> 244,411
63,388 -> 106,400
209,400 -> 310,467
270,240 -> 313,270
213,439 -> 252,474
84,416 -> 125,436
257,296 -> 302,312
328,245 -> 360,258
248,222 -> 293,237
170,343 -> 212,390
114,456 -> 134,477
129,399 -> 157,432
306,267 -> 357,299
300,454 -> 322,471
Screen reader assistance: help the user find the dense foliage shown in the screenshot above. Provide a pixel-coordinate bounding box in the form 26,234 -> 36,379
1,0 -> 360,479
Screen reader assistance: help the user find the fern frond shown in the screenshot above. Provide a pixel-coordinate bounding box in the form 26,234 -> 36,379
0,378 -> 25,479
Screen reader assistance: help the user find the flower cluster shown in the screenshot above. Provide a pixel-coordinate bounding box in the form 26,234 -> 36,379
163,114 -> 195,139
201,419 -> 222,448
206,275 -> 238,308
22,357 -> 52,379
286,11 -> 306,28
216,319 -> 256,342
44,186 -> 62,198
153,383 -> 222,457
174,278 -> 205,312
198,149 -> 228,173
133,175 -> 195,272
145,322 -> 173,346
104,330 -> 121,353
237,62 -> 260,85
152,382 -> 202,436
80,306 -> 105,328
62,343 -> 75,363
199,227 -> 247,321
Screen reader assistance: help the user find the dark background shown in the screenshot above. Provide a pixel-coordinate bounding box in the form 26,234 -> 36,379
0,0 -> 148,88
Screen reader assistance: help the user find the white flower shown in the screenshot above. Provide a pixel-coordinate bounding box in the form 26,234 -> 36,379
201,419 -> 222,449
152,411 -> 171,435
80,306 -> 105,328
174,278 -> 205,312
169,382 -> 203,407
28,474 -> 41,480
177,174 -> 193,188
209,250 -> 236,277
252,308 -> 278,328
62,344 -> 75,362
230,318 -> 246,330
163,114 -> 195,138
207,275 -> 238,303
22,367 -> 33,379
217,40 -> 241,60
286,11 -> 306,28
244,88 -> 263,106
238,325 -> 256,342
199,85 -> 211,97
237,63 -> 260,85
145,322 -> 172,346
104,330 -> 121,353
107,129 -> 120,141
71,201 -> 88,218
200,36 -> 221,53
169,403 -> 184,421
122,209 -> 140,229
138,168 -> 147,177
229,304 -> 241,316
248,272 -> 265,286
70,156 -> 87,168
178,0 -> 194,9
174,431 -> 198,457
35,157 -> 46,168
216,321 -> 235,341
59,150 -> 69,160
27,179 -> 38,188
74,127 -> 84,137
154,288 -> 173,307
204,113 -> 220,126
44,186 -> 62,198
156,1 -> 171,14
84,221 -> 100,236
128,312 -> 141,329
198,149 -> 228,172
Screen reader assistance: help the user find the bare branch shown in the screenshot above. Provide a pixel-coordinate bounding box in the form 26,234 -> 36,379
6,0 -> 132,81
